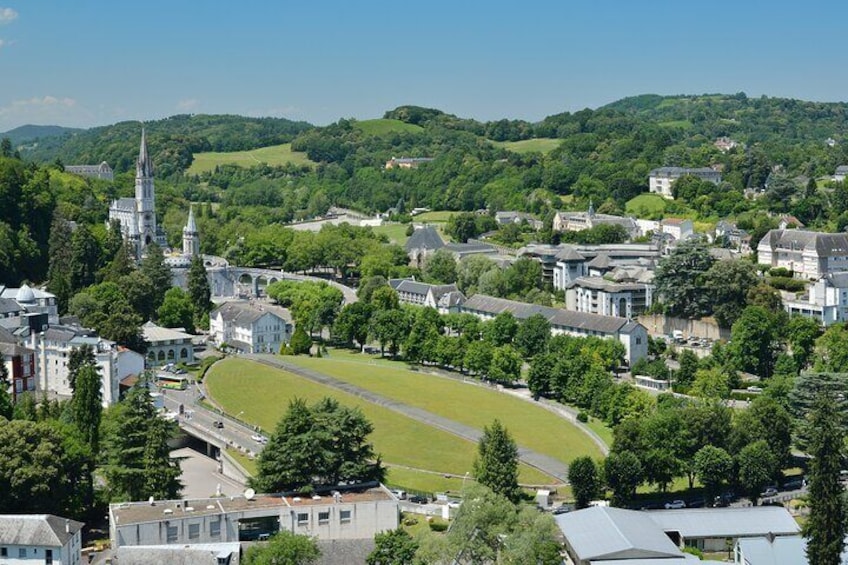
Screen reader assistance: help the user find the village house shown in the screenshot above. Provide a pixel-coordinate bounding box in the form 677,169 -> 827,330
209,301 -> 292,354
0,284 -> 60,327
834,165 -> 848,182
757,229 -> 848,280
384,157 -> 434,169
389,279 -> 466,314
0,514 -> 84,565
141,321 -> 196,367
552,203 -> 639,239
648,167 -> 722,199
783,271 -> 848,325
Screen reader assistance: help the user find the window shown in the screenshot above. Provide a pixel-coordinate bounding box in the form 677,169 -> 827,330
635,337 -> 642,345
210,520 -> 221,538
0,547 -> 6,556
166,525 -> 178,543
340,510 -> 351,524
19,547 -> 26,558
189,523 -> 200,539
318,511 -> 329,525
46,548 -> 53,564
297,513 -> 309,526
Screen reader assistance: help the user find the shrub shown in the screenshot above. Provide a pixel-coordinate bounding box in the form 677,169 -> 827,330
769,267 -> 793,278
767,276 -> 806,292
429,521 -> 448,532
577,412 -> 589,423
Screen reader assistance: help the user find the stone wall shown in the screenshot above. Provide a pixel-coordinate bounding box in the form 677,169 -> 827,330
637,313 -> 731,341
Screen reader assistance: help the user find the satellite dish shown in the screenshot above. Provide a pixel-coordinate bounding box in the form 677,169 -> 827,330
244,488 -> 256,501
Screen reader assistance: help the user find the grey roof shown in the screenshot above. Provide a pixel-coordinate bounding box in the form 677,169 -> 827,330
556,245 -> 585,261
443,242 -> 495,254
0,325 -> 17,344
556,506 -> 684,562
650,166 -> 720,177
211,301 -> 290,326
115,543 -> 240,565
438,290 -> 467,308
836,165 -> 848,174
0,342 -> 34,357
587,253 -> 612,270
735,536 -> 806,565
567,276 -> 648,293
142,321 -> 194,343
110,197 -> 136,211
42,327 -> 77,343
825,272 -> 848,288
316,539 -> 376,565
462,294 -> 639,335
405,226 -> 444,252
0,514 -> 84,547
593,558 -> 698,565
0,297 -> 23,315
759,229 -> 848,257
647,507 -> 800,539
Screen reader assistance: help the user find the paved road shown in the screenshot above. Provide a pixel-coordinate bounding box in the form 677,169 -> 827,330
245,354 -> 571,482
172,447 -> 245,499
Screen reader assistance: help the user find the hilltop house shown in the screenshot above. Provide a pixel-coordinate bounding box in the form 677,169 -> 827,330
757,229 -> 848,280
553,203 -> 639,238
649,167 -> 722,199
209,301 -> 292,354
834,165 -> 848,182
783,272 -> 848,325
389,279 -> 466,314
64,161 -> 114,181
385,157 -> 433,169
0,514 -> 84,565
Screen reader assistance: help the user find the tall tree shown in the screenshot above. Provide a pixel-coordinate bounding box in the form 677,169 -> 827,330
0,359 -> 12,420
69,224 -> 101,293
187,255 -> 212,328
729,306 -> 781,378
473,419 -> 519,502
568,456 -> 599,509
46,212 -> 74,313
701,259 -> 758,328
514,313 -> 551,358
366,528 -> 419,565
604,450 -> 643,507
422,248 -> 458,284
139,243 -> 172,311
654,238 -> 715,319
805,393 -> 848,565
242,530 -> 320,565
71,364 -> 102,453
693,445 -> 733,505
736,440 -> 777,506
333,302 -> 373,349
157,287 -> 196,331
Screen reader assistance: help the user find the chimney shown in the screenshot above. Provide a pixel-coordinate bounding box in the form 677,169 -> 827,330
65,519 -> 70,534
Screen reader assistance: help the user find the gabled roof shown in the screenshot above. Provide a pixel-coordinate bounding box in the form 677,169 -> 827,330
0,297 -> 22,315
548,308 -> 630,334
110,197 -> 137,212
836,165 -> 848,174
557,506 -> 684,562
759,229 -> 848,257
0,325 -> 17,344
0,514 -> 84,547
141,321 -> 194,343
461,294 -> 558,321
735,536 -> 805,565
647,506 -> 800,539
556,246 -> 585,261
586,253 -> 612,270
211,301 -> 290,326
405,226 -> 445,252
438,290 -> 467,308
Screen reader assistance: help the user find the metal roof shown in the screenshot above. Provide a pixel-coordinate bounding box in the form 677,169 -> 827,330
735,536 -> 805,565
0,514 -> 84,547
647,507 -> 800,539
405,226 -> 445,252
556,506 -> 684,562
142,321 -> 194,343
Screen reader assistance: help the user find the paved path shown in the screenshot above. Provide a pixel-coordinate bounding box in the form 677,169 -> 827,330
245,354 -> 571,482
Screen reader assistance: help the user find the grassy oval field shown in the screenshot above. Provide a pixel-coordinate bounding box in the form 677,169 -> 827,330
187,143 -> 315,175
284,351 -> 604,465
205,358 -> 555,492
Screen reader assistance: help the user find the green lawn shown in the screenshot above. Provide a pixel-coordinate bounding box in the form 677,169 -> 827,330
205,359 -> 555,490
354,119 -> 424,136
285,353 -> 604,465
413,210 -> 455,223
626,193 -> 668,215
491,138 -> 561,155
187,143 -> 315,174
585,418 -> 614,448
370,223 -> 411,245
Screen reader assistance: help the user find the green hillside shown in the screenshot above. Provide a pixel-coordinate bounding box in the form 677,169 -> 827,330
354,118 -> 424,136
187,143 -> 315,174
491,138 -> 561,154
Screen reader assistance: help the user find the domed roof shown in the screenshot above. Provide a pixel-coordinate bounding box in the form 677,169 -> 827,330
16,284 -> 35,303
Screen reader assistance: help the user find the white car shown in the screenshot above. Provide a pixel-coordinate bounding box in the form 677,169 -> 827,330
664,500 -> 686,509
251,434 -> 268,444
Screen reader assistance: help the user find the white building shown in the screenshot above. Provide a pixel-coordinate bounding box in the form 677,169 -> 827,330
108,129 -> 167,257
649,167 -> 722,199
566,266 -> 655,319
209,301 -> 292,354
141,321 -> 195,366
109,485 -> 399,549
0,284 -> 59,327
757,229 -> 848,280
834,165 -> 848,182
388,279 -> 466,314
784,272 -> 848,325
553,203 -> 639,238
182,205 -> 200,257
0,514 -> 84,565
31,324 -> 143,406
64,161 -> 114,181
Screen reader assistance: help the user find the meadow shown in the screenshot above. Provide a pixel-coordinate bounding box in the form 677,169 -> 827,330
187,143 -> 315,174
491,138 -> 561,154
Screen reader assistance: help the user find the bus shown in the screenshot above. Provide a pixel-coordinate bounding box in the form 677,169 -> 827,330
157,374 -> 188,391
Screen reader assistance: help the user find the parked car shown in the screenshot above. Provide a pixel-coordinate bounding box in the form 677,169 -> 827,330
761,487 -> 779,498
251,434 -> 267,444
408,495 -> 428,504
552,505 -> 572,515
213,421 -> 224,429
664,500 -> 686,510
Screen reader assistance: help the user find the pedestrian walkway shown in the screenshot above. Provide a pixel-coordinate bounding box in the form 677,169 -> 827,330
246,354 -> 571,482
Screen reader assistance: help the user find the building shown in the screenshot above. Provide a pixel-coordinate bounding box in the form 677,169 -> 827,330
209,301 -> 292,354
495,211 -> 543,230
30,323 -> 143,406
182,205 -> 200,257
660,218 -> 694,241
0,338 -> 36,402
553,203 -> 639,238
384,157 -> 434,169
108,129 -> 167,257
405,225 -> 445,268
460,294 -> 648,364
389,279 -> 466,314
0,284 -> 59,327
783,271 -> 848,325
714,221 -> 751,251
114,542 -> 240,565
0,514 -> 84,565
109,484 -> 399,549
649,167 -> 722,199
556,506 -> 693,565
141,321 -> 196,366
64,161 -> 114,181
834,165 -> 848,182
757,229 -> 848,280
647,507 -> 800,553
565,266 -> 655,318
547,243 -> 661,291
714,137 -> 739,152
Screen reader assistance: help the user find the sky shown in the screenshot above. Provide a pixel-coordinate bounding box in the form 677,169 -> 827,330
1,0 -> 847,132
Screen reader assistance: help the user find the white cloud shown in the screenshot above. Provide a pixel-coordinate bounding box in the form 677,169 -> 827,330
177,98 -> 198,111
0,95 -> 85,129
0,7 -> 18,24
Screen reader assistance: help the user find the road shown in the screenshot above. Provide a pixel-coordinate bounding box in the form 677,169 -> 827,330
172,447 -> 245,499
245,354 -> 571,482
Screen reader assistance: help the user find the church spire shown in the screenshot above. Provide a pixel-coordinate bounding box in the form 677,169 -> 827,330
185,204 -> 197,232
137,127 -> 153,178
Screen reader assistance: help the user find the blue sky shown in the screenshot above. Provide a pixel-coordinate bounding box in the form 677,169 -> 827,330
1,0 -> 846,131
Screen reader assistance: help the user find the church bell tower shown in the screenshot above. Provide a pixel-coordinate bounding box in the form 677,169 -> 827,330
135,128 -> 157,251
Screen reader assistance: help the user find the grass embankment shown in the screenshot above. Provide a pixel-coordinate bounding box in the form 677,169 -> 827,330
354,119 -> 424,136
285,351 -> 605,464
205,358 -> 555,492
369,223 -> 412,245
491,138 -> 561,154
187,143 -> 315,174
625,193 -> 669,215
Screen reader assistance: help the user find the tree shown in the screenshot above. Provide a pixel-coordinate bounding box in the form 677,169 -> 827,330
0,360 -> 12,420
69,224 -> 101,293
187,255 -> 212,328
71,364 -> 102,454
676,349 -> 699,387
456,255 -> 498,294
693,445 -> 733,504
569,456 -> 599,509
101,385 -> 181,501
605,450 -> 643,507
514,313 -> 550,358
653,238 -> 715,318
465,339 -> 494,377
404,307 -> 443,364
157,287 -> 195,331
786,316 -> 821,370
736,440 -> 777,505
243,531 -> 320,565
46,213 -> 74,313
790,371 -> 848,452
367,528 -> 419,565
370,309 -> 410,357
445,211 -> 480,243
488,345 -> 522,385
473,419 -> 520,502
68,343 -> 96,394
333,302 -> 373,349
804,394 -> 848,565
290,326 -> 312,355
422,249 -> 457,284
815,323 -> 848,372
139,243 -> 172,311
729,306 -> 781,378
485,312 -> 518,346
702,259 -> 758,328
253,397 -> 384,493
689,367 -> 731,399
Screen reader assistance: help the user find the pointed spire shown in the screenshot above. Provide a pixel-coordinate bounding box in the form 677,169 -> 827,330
137,126 -> 153,177
588,199 -> 595,218
185,205 -> 197,233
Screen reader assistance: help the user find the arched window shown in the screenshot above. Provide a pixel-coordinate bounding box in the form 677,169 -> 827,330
180,348 -> 188,359
157,350 -> 165,361
167,349 -> 175,360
